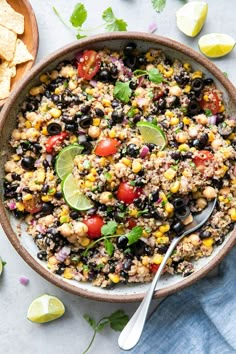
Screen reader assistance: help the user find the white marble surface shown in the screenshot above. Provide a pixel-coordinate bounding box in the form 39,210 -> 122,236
1,1 -> 236,353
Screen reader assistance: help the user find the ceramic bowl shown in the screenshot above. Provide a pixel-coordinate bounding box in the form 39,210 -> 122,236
0,32 -> 235,302
0,0 -> 39,106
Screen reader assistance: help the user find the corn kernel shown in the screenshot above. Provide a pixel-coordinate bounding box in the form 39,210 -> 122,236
121,157 -> 132,167
93,118 -> 101,126
48,256 -> 58,265
208,131 -> 215,142
178,144 -> 190,152
109,130 -> 116,138
132,100 -> 138,107
165,202 -> 174,213
41,126 -> 48,135
101,257 -> 108,264
63,268 -> 73,279
165,111 -> 174,118
170,180 -> 180,193
54,87 -> 62,95
183,85 -> 191,93
102,99 -> 111,107
34,122 -> 41,130
40,74 -> 49,83
60,215 -> 70,223
219,104 -> 225,113
229,208 -> 236,221
154,231 -> 163,238
22,194 -> 33,201
49,108 -> 61,118
164,168 -> 176,180
183,63 -> 192,72
129,209 -> 138,217
142,230 -> 149,238
116,226 -> 124,235
132,160 -> 142,173
48,188 -> 56,195
25,120 -> 32,128
90,168 -> 97,175
16,202 -> 25,211
202,238 -> 214,247
159,191 -> 167,202
108,273 -> 120,283
30,86 -> 44,96
157,151 -> 166,158
232,179 -> 236,185
100,157 -> 107,167
86,174 -> 96,182
24,172 -> 33,179
70,135 -> 77,144
85,181 -> 93,188
35,170 -> 45,183
170,117 -> 179,126
203,94 -> 209,102
146,52 -> 155,62
41,195 -> 53,202
159,224 -> 170,233
157,63 -> 164,72
156,236 -> 169,245
152,254 -> 164,265
163,68 -> 174,78
192,71 -> 203,79
142,256 -> 150,266
80,237 -> 90,247
12,154 -> 20,161
183,116 -> 190,125
218,196 -> 224,202
85,88 -> 94,95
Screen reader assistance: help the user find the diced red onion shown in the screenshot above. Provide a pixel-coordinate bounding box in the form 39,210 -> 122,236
208,115 -> 217,125
35,159 -> 41,167
55,246 -> 71,262
46,154 -> 52,163
156,198 -> 162,204
19,276 -> 29,285
229,116 -> 236,121
8,201 -> 16,210
78,135 -> 87,143
148,22 -> 158,33
234,165 -> 236,176
89,80 -> 97,87
138,76 -> 144,87
137,97 -> 147,107
140,145 -> 150,158
36,224 -> 46,233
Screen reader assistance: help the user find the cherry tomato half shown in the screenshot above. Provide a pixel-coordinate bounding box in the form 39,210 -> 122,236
200,91 -> 220,115
45,132 -> 69,154
77,50 -> 101,80
23,195 -> 42,214
95,138 -> 120,157
83,215 -> 104,239
150,263 -> 160,274
193,150 -> 214,173
117,182 -> 142,204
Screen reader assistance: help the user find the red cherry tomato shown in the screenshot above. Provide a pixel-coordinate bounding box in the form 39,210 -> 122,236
95,138 -> 120,157
200,91 -> 220,115
23,195 -> 42,214
117,182 -> 142,204
77,50 -> 101,80
150,263 -> 160,274
127,218 -> 137,229
45,132 -> 69,154
83,215 -> 104,239
193,150 -> 214,173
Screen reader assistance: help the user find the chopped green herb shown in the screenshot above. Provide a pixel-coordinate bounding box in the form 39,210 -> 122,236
129,180 -> 136,187
137,209 -> 149,217
189,161 -> 196,168
127,107 -> 138,118
204,109 -> 213,117
104,172 -> 112,181
102,7 -> 127,32
83,160 -> 91,169
101,221 -> 118,237
126,226 -> 143,246
133,68 -> 164,84
223,72 -> 228,77
104,239 -> 114,256
70,3 -> 87,27
83,265 -> 89,271
180,107 -> 187,114
151,0 -> 167,13
113,81 -> 132,103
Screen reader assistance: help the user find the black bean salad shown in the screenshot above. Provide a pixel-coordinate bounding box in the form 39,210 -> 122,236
4,43 -> 236,287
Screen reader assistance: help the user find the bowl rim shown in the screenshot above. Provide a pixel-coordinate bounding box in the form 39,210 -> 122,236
0,32 -> 235,303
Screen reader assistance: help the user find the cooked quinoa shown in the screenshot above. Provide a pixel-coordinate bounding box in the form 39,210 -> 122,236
3,43 -> 236,288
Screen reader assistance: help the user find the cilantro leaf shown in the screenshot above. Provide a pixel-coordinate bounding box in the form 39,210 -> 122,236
127,226 -> 143,246
83,314 -> 97,330
147,68 -> 163,83
76,33 -> 86,39
108,310 -> 129,331
151,0 -> 167,13
101,221 -> 117,237
102,7 -> 127,32
104,239 -> 114,256
204,109 -> 213,117
96,319 -> 110,332
133,69 -> 148,77
113,81 -> 132,103
70,3 -> 87,27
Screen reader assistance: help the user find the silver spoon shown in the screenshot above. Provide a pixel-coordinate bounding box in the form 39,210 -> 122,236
118,198 -> 217,351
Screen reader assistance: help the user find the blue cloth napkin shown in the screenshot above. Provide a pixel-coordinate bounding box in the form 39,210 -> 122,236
121,247 -> 236,354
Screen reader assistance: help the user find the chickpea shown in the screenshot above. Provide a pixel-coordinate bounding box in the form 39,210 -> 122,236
99,191 -> 115,205
203,186 -> 217,199
211,139 -> 222,150
188,126 -> 198,138
11,129 -> 21,140
188,233 -> 200,246
219,187 -> 231,195
195,114 -> 208,125
88,126 -> 101,138
5,160 -> 17,173
73,221 -> 88,237
169,85 -> 182,97
176,132 -> 189,143
196,197 -> 207,210
58,223 -> 73,237
50,70 -> 59,80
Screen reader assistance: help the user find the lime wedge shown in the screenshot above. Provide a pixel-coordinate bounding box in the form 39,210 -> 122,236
198,33 -> 236,58
62,173 -> 93,211
176,1 -> 208,37
55,145 -> 84,180
137,121 -> 167,149
27,294 -> 65,323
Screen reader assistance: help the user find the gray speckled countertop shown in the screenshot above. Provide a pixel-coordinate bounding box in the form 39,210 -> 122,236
1,1 -> 236,353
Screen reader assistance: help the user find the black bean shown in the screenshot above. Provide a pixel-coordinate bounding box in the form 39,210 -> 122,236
204,78 -> 214,85
111,100 -> 120,108
132,240 -> 146,257
80,105 -> 91,114
175,206 -> 190,221
198,133 -> 209,148
157,245 -> 169,254
123,258 -> 132,271
144,245 -> 153,256
129,80 -> 138,90
191,78 -> 204,92
87,207 -> 97,216
188,100 -> 201,116
126,143 -> 139,157
215,236 -> 225,246
55,264 -> 66,275
120,270 -> 129,279
124,42 -> 137,56
34,233 -> 44,241
117,235 -> 128,250
47,123 -> 62,136
133,114 -> 141,124
99,69 -> 110,82
70,210 -> 80,220
110,66 -> 119,79
172,221 -> 184,235
136,55 -> 146,67
65,123 -> 76,132
199,230 -> 211,239
11,172 -> 21,181
41,184 -> 49,194
80,141 -> 93,154
13,210 -> 25,219
41,203 -> 54,215
54,191 -> 63,199
111,110 -> 124,124
155,98 -> 166,112
212,178 -> 223,189
173,198 -> 185,210
21,156 -> 35,171
170,96 -> 180,108
62,115 -> 73,124
51,94 -> 60,103
37,251 -> 47,261
95,108 -> 104,117
181,152 -> 193,159
79,115 -> 93,129
192,139 -> 200,149
124,56 -> 136,69
147,143 -> 156,151
171,151 -> 181,160
150,190 -> 159,202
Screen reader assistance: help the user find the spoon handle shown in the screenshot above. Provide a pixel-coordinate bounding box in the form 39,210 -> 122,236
118,237 -> 180,351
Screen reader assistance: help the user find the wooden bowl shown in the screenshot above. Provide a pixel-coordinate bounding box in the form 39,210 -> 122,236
0,0 -> 39,106
0,33 -> 235,302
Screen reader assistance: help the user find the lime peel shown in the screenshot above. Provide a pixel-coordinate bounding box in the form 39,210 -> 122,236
137,121 -> 167,149
55,144 -> 84,180
176,1 -> 208,37
198,33 -> 236,58
27,294 -> 65,323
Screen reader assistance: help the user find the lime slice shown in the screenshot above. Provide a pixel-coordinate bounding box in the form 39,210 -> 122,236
176,1 -> 208,37
55,145 -> 84,180
27,294 -> 65,323
198,33 -> 235,58
62,173 -> 93,211
137,121 -> 167,149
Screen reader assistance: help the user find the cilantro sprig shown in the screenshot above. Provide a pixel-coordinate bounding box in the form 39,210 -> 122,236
53,3 -> 127,39
83,221 -> 143,256
133,68 -> 164,84
83,310 -> 129,354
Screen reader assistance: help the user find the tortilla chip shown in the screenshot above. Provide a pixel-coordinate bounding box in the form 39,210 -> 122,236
0,0 -> 24,34
0,61 -> 12,99
9,38 -> 33,67
0,24 -> 17,61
